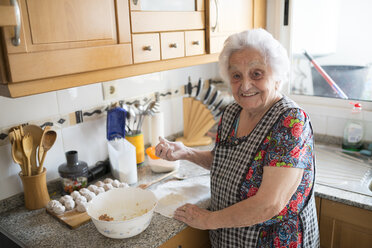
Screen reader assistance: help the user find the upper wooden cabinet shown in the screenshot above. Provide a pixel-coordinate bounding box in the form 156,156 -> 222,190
206,0 -> 266,54
0,0 -> 266,98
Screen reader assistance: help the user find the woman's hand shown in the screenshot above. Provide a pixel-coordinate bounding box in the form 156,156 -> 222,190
174,203 -> 213,230
155,137 -> 189,161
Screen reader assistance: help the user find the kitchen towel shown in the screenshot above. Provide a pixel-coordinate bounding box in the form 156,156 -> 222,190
150,175 -> 210,218
151,112 -> 164,147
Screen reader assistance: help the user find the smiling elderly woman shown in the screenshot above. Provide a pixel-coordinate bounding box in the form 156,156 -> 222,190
155,29 -> 319,248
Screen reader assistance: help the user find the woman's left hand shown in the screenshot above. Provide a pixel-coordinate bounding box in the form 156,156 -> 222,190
173,203 -> 212,230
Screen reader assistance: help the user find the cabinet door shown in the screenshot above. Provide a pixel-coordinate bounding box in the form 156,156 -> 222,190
1,0 -> 132,82
319,199 -> 372,248
159,227 -> 211,248
206,0 -> 266,54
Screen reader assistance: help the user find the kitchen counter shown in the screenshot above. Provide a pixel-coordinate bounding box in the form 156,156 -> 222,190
0,143 -> 371,247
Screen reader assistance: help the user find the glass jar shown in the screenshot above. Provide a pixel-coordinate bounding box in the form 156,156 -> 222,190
58,151 -> 88,194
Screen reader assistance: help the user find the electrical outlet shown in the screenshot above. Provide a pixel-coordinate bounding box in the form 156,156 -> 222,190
102,81 -> 119,100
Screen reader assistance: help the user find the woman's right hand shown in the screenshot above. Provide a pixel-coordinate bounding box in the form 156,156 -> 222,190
155,137 -> 189,161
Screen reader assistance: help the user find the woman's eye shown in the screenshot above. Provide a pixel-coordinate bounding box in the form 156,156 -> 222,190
231,73 -> 241,80
251,70 -> 264,80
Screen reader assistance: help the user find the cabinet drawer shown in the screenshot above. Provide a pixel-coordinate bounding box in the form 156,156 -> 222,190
160,32 -> 185,60
132,34 -> 160,63
185,30 -> 205,56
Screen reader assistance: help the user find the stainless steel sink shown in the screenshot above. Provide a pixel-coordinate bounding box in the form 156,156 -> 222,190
315,144 -> 372,197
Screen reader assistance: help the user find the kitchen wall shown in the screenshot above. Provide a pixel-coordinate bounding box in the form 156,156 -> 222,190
0,63 -> 219,200
1,61 -> 371,201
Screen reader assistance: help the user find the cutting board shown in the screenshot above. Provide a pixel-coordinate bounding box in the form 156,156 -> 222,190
46,208 -> 91,229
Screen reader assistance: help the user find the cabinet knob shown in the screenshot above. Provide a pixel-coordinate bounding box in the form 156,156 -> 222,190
143,45 -> 152,51
169,43 -> 178,48
192,41 -> 200,45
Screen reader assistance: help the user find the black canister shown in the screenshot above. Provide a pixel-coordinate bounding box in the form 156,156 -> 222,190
58,151 -> 88,194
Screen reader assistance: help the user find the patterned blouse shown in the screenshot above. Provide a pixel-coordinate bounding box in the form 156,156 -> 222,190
215,108 -> 314,248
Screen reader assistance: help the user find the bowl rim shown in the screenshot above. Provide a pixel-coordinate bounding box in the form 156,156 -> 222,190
87,187 -> 158,224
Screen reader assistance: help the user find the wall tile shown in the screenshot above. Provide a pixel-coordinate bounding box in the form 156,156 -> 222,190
56,83 -> 104,115
0,144 -> 24,200
0,92 -> 58,128
61,116 -> 108,166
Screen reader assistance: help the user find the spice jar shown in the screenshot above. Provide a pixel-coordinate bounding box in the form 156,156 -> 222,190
58,150 -> 88,194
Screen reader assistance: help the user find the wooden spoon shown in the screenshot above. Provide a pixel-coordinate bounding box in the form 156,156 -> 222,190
13,130 -> 27,175
22,134 -> 33,177
23,125 -> 43,173
38,129 -> 57,174
137,170 -> 178,189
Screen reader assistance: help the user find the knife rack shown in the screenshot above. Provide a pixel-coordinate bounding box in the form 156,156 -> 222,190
176,96 -> 216,147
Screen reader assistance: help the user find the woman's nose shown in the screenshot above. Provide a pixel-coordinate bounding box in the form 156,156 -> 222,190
240,78 -> 252,91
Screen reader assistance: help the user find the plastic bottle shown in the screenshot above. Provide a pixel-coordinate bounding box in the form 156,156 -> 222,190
342,103 -> 364,151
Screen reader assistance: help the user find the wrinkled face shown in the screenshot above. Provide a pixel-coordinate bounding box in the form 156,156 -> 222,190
228,47 -> 279,112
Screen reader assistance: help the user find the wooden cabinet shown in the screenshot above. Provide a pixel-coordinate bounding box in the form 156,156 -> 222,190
317,197 -> 372,248
1,0 -> 132,83
0,0 -> 266,98
159,227 -> 211,248
206,0 -> 266,54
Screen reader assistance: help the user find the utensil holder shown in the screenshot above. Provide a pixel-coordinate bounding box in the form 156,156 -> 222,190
126,131 -> 145,165
19,168 -> 50,210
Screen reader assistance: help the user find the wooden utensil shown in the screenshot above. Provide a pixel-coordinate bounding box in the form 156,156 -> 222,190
9,131 -> 26,175
138,170 -> 178,189
22,134 -> 33,177
38,128 -> 57,174
23,125 -> 43,173
38,126 -> 50,167
14,130 -> 27,176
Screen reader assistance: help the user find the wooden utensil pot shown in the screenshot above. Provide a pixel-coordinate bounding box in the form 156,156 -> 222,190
19,168 -> 50,210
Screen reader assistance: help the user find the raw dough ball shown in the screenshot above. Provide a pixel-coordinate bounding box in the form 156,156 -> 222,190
103,178 -> 114,184
53,204 -> 65,215
79,188 -> 90,195
75,195 -> 87,205
103,183 -> 114,191
64,199 -> 75,211
95,181 -> 105,187
87,184 -> 98,192
76,202 -> 88,213
47,200 -> 60,211
59,195 -> 73,204
70,191 -> 81,200
118,182 -> 129,188
82,191 -> 96,202
94,187 -> 105,195
111,180 -> 120,188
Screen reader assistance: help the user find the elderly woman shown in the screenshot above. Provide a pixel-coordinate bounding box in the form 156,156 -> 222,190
155,29 -> 319,248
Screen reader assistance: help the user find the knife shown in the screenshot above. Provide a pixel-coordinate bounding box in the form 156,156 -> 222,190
202,84 -> 214,105
187,77 -> 193,97
194,78 -> 204,100
207,90 -> 220,109
211,98 -> 224,112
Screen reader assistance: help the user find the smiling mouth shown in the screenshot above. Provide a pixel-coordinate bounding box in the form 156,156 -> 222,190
241,92 -> 259,97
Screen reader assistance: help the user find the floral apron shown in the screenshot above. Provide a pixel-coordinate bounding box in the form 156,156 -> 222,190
209,96 -> 319,248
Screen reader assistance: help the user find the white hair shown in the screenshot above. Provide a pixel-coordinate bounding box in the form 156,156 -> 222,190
218,28 -> 290,88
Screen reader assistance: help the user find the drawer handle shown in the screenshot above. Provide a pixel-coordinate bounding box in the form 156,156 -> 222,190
169,43 -> 178,48
10,0 -> 21,46
142,45 -> 152,51
192,41 -> 200,45
133,0 -> 138,5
